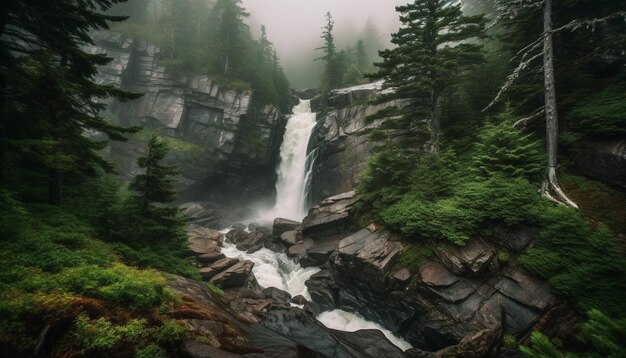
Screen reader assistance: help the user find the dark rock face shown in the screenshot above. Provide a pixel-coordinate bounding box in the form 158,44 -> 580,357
298,193 -> 557,353
272,218 -> 300,240
89,31 -> 287,221
302,191 -> 358,239
210,260 -> 255,288
577,139 -> 626,190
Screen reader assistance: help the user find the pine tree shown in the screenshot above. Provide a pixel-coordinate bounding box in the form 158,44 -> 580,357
370,0 -> 486,151
0,0 -> 140,204
207,0 -> 250,76
315,12 -> 343,93
128,133 -> 183,240
355,39 -> 368,72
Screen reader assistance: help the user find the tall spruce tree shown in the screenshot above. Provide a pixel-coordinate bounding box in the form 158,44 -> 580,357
207,0 -> 250,76
370,0 -> 486,151
0,0 -> 140,204
128,133 -> 183,240
315,12 -> 343,93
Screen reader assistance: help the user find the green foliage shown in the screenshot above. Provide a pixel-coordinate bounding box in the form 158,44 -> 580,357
73,315 -> 148,352
136,344 -> 168,358
56,264 -> 174,310
398,245 -> 434,272
133,129 -> 204,154
471,108 -> 544,181
207,283 -> 225,297
503,334 -> 517,349
569,81 -> 626,137
369,0 -> 486,143
520,206 -> 626,317
520,310 -> 626,358
155,319 -> 188,344
519,331 -> 574,358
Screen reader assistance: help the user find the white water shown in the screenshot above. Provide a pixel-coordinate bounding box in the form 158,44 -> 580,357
318,310 -> 412,351
220,239 -> 320,299
264,99 -> 317,222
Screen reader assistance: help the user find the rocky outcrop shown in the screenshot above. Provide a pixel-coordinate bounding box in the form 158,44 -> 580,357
89,31 -> 287,224
300,192 -> 558,353
306,82 -> 415,204
577,139 -> 626,190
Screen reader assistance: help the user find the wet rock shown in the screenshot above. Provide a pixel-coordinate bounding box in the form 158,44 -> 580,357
392,268 -> 412,284
435,239 -> 494,276
304,270 -> 336,311
291,295 -> 308,305
226,229 -> 248,245
198,252 -> 226,264
287,239 -> 313,258
210,258 -> 240,273
238,228 -> 271,253
189,236 -> 220,255
260,308 -> 407,358
279,231 -> 301,246
180,341 -> 242,358
337,229 -> 403,273
272,218 -> 300,240
302,191 -> 358,239
262,287 -> 292,304
199,267 -> 218,281
435,328 -> 501,357
420,262 -> 460,287
303,302 -> 320,316
210,260 -> 255,288
303,235 -> 344,266
181,320 -> 224,347
495,270 -> 555,311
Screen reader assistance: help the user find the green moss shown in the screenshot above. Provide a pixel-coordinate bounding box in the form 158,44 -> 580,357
398,245 -> 434,272
207,283 -> 224,297
503,334 -> 517,349
136,344 -> 168,358
72,315 -> 148,352
497,250 -> 510,264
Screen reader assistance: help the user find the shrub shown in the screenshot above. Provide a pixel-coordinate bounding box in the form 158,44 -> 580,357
56,264 -> 174,309
155,319 -> 188,344
72,315 -> 147,352
520,206 -> 626,316
398,245 -> 434,272
471,107 -> 544,181
207,283 -> 224,297
136,344 -> 168,358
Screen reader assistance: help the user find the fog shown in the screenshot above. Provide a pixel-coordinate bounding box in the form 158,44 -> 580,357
241,0 -> 408,89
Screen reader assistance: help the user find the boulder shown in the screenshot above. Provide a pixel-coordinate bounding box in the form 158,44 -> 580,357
199,267 -> 218,281
210,258 -> 239,273
272,218 -> 300,240
262,287 -> 292,304
225,229 -> 248,245
302,191 -> 357,239
197,252 -> 226,264
279,231 -> 301,246
291,295 -> 308,305
337,229 -> 403,273
304,270 -> 336,311
189,236 -> 220,255
236,227 -> 271,253
392,268 -> 412,284
210,260 -> 255,288
287,239 -> 314,258
231,223 -> 247,230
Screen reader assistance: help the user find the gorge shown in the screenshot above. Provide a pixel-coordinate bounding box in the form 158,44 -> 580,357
1,0 -> 625,357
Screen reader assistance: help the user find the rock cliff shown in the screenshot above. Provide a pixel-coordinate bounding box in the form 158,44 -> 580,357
306,82 -> 413,206
88,31 -> 286,221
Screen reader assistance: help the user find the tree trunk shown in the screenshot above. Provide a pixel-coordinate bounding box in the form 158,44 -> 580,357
541,0 -> 578,209
48,170 -> 63,205
430,87 -> 440,153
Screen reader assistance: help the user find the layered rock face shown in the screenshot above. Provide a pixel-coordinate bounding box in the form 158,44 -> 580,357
88,31 -> 286,220
307,82 -> 415,205
292,192 -> 563,354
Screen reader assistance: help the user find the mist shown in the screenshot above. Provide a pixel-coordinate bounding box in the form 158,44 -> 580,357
242,0 -> 408,89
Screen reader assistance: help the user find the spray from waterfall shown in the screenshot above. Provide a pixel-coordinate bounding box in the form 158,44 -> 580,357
264,99 -> 317,221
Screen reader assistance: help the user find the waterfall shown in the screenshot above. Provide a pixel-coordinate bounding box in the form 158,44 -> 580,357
266,99 -> 317,221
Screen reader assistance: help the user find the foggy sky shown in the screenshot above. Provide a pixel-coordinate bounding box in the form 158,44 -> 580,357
242,0 -> 407,61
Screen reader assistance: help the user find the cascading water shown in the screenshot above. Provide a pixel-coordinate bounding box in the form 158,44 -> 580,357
219,99 -> 411,352
265,99 -> 317,221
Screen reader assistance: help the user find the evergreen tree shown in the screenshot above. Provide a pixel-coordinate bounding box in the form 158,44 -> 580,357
0,0 -> 140,204
207,0 -> 250,76
355,39 -> 368,72
128,133 -> 183,240
370,0 -> 486,151
315,12 -> 344,93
